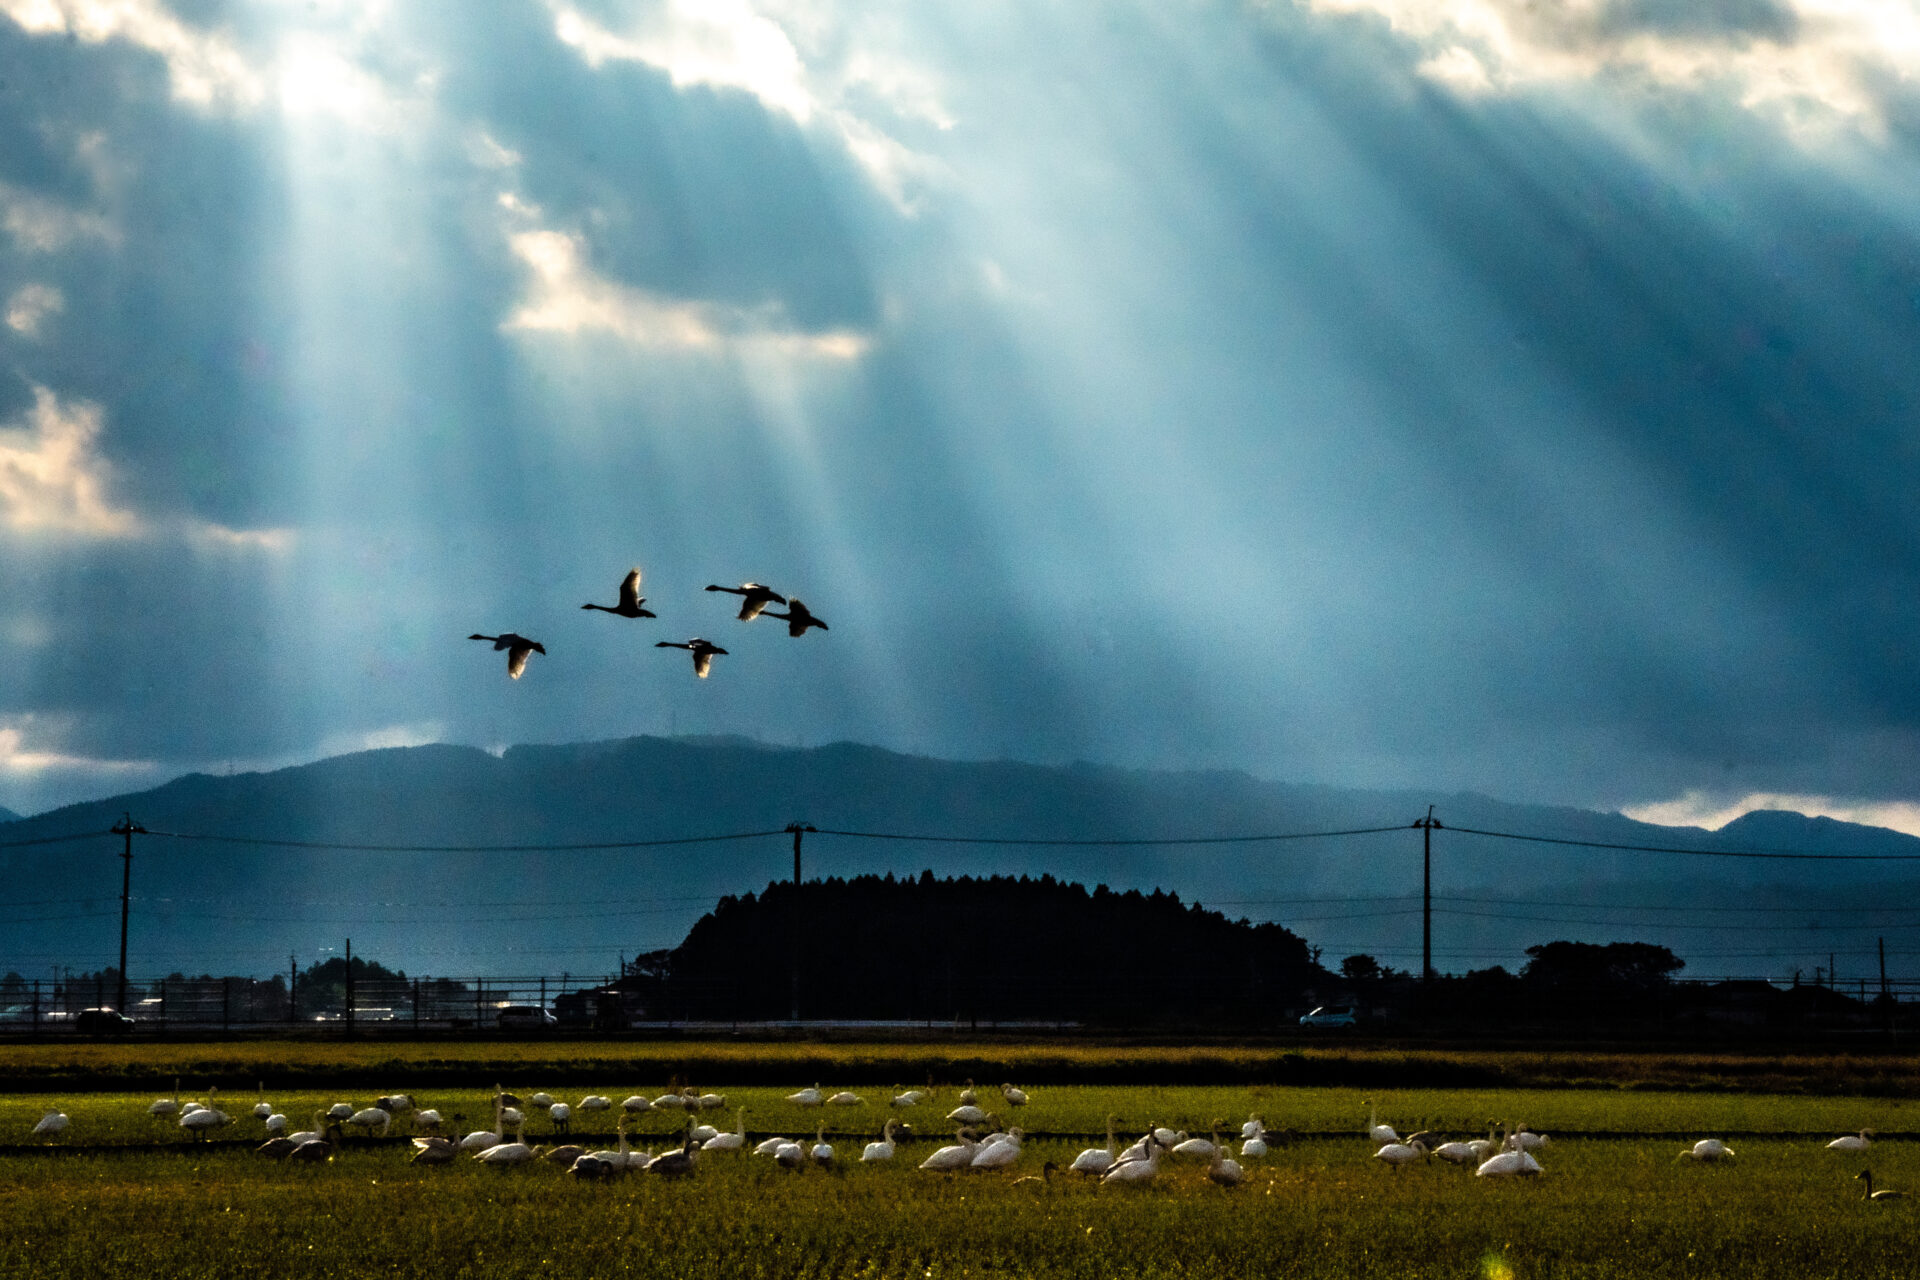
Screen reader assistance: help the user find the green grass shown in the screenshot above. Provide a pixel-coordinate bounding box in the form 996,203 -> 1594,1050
2,1124 -> 1913,1279
6,1050 -> 1918,1277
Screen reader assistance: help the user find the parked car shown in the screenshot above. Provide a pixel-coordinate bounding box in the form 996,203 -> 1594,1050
1298,1005 -> 1356,1028
496,1004 -> 557,1030
75,1007 -> 135,1034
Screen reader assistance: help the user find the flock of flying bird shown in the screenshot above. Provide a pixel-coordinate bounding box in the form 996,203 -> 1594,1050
469,570 -> 827,680
22,1082 -> 1906,1200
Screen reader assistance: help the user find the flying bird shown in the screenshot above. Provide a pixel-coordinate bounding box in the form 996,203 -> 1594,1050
705,582 -> 787,621
656,638 -> 728,678
762,598 -> 828,637
469,633 -> 546,679
582,568 -> 656,619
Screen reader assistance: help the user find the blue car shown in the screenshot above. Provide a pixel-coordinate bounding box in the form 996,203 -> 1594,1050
1298,1005 -> 1356,1028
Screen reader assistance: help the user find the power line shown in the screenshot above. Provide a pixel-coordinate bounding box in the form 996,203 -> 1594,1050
810,822 -> 1412,847
1446,823 -> 1920,861
138,828 -> 791,853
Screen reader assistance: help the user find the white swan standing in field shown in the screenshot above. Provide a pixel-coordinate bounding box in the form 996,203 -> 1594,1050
1505,1127 -> 1549,1152
586,1118 -> 638,1170
1431,1137 -> 1479,1164
326,1102 -> 355,1122
1375,1139 -> 1429,1170
622,1095 -> 654,1114
528,1093 -> 555,1109
287,1113 -> 330,1145
458,1101 -> 506,1152
1679,1139 -> 1735,1162
946,1104 -> 989,1125
920,1130 -> 982,1172
1170,1133 -> 1217,1160
264,1113 -> 287,1135
1476,1128 -> 1543,1178
1001,1084 -> 1029,1107
891,1087 -> 925,1107
149,1079 -> 182,1117
345,1107 -> 392,1137
703,1109 -> 748,1152
580,1095 -> 612,1112
862,1120 -> 899,1162
32,1108 -> 69,1138
1241,1114 -> 1265,1140
1829,1129 -> 1875,1152
811,1124 -> 834,1168
412,1109 -> 442,1133
1072,1116 -> 1121,1176
252,1084 -> 272,1120
1242,1120 -> 1269,1160
789,1084 -> 825,1107
972,1128 -> 1025,1170
698,1092 -> 727,1111
1366,1101 -> 1399,1145
651,1091 -> 685,1111
475,1118 -> 537,1166
1102,1134 -> 1166,1186
828,1090 -> 864,1106
775,1137 -> 807,1169
754,1134 -> 789,1156
180,1088 -> 231,1139
548,1103 -> 572,1135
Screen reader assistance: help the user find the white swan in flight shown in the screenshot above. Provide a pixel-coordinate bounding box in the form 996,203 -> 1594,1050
705,582 -> 786,621
468,632 -> 545,679
582,568 -> 656,619
656,638 -> 727,678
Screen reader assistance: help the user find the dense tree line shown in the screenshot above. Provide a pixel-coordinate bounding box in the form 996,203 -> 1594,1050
649,871 -> 1322,1025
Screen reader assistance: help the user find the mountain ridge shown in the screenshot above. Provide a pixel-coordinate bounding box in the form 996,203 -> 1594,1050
3,735 -> 1913,981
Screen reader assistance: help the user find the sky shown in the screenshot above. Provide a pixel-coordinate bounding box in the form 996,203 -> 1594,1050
3,0 -> 1920,831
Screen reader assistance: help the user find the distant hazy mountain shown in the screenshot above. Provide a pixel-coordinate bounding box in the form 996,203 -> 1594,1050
0,805 -> 19,824
5,736 -> 1915,984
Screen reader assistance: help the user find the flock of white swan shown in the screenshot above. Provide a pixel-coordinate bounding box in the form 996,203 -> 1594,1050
21,1083 -> 1905,1200
471,568 -> 827,680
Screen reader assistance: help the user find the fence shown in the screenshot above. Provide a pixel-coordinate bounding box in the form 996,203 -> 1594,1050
2,971 -> 1916,1035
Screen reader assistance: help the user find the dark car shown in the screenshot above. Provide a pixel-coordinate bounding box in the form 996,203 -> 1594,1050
75,1007 -> 135,1034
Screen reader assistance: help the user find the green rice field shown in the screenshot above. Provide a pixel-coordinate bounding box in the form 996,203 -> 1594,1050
3,1046 -> 1917,1278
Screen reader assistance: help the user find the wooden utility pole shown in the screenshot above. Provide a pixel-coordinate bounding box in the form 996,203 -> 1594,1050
112,814 -> 144,1015
1413,808 -> 1441,984
345,938 -> 354,1037
786,822 -> 814,1022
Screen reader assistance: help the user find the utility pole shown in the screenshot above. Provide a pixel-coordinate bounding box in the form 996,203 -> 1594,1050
345,937 -> 354,1037
1880,936 -> 1889,1001
786,822 -> 814,1022
289,952 -> 297,1024
112,814 -> 145,1015
1413,807 -> 1441,984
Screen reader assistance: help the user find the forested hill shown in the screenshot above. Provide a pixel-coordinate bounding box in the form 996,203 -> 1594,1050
650,872 -> 1321,1022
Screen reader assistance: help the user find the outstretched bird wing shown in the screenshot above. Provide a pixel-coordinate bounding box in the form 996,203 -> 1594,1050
619,568 -> 642,610
693,650 -> 714,678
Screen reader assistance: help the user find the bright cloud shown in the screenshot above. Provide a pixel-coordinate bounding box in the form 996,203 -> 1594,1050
1299,0 -> 1920,133
503,226 -> 869,360
545,0 -> 948,210
0,718 -> 152,775
1622,790 -> 1920,839
0,0 -> 263,108
4,284 -> 64,337
0,183 -> 119,254
0,386 -> 141,538
0,385 -> 293,549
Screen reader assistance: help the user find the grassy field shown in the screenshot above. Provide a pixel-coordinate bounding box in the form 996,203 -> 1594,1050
4,1049 -> 1917,1277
